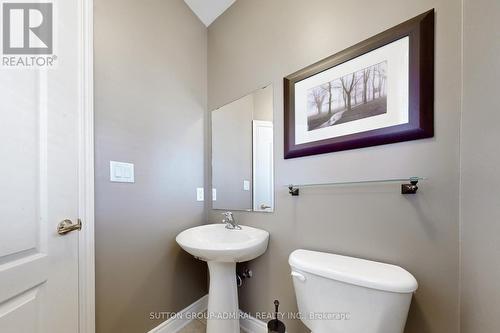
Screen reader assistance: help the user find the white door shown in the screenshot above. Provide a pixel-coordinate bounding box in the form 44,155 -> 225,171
0,0 -> 83,332
253,121 -> 274,212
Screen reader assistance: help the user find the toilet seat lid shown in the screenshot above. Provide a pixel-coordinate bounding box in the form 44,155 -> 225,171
289,249 -> 418,293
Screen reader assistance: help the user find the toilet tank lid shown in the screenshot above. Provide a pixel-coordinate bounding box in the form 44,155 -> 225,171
289,250 -> 418,293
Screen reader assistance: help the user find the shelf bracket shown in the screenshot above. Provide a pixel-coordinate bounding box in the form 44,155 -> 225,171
401,178 -> 419,194
288,185 -> 299,196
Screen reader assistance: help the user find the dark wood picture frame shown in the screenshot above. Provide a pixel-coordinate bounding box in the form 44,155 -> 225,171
284,10 -> 434,159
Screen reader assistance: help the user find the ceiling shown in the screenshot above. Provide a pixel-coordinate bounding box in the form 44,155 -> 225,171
184,0 -> 236,27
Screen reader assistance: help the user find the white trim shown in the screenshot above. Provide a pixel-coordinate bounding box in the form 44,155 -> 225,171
148,295 -> 209,333
239,311 -> 269,333
78,0 -> 95,332
252,120 -> 275,212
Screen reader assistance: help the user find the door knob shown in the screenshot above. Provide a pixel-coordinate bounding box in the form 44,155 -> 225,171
260,204 -> 271,209
57,219 -> 82,235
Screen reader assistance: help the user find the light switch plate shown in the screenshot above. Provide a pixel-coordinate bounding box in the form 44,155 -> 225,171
243,180 -> 250,191
212,188 -> 217,201
197,188 -> 204,201
110,161 -> 135,183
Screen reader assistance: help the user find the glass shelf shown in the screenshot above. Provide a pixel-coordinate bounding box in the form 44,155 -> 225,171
286,177 -> 425,195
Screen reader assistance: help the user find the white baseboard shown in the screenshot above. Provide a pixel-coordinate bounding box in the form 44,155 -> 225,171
148,295 -> 208,333
147,296 -> 272,333
239,311 -> 268,333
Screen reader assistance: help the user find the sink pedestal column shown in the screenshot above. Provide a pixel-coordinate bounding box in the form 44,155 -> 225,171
206,261 -> 240,333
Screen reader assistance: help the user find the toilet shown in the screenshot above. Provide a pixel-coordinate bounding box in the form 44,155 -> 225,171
289,249 -> 418,333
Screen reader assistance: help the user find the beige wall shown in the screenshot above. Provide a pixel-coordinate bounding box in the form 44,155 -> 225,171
94,0 -> 208,332
212,94 -> 254,210
253,85 -> 273,122
460,0 -> 500,332
208,0 -> 462,332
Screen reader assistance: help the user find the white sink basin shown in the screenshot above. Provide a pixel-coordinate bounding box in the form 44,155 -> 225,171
176,223 -> 269,333
176,224 -> 269,262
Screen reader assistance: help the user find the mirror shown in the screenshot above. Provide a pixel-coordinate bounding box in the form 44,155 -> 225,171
212,85 -> 274,212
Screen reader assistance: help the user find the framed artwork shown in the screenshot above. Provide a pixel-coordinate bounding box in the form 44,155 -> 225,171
284,10 -> 434,159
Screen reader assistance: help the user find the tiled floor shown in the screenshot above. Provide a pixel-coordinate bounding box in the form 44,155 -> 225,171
178,320 -> 244,333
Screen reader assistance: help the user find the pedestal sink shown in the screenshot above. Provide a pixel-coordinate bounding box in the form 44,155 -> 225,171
176,224 -> 269,333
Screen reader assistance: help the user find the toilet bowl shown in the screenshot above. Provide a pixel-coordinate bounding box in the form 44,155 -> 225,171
289,249 -> 418,333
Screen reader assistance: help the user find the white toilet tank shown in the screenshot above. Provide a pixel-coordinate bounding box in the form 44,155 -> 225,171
289,249 -> 418,333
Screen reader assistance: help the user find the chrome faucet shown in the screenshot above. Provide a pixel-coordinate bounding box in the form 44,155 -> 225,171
222,211 -> 241,230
